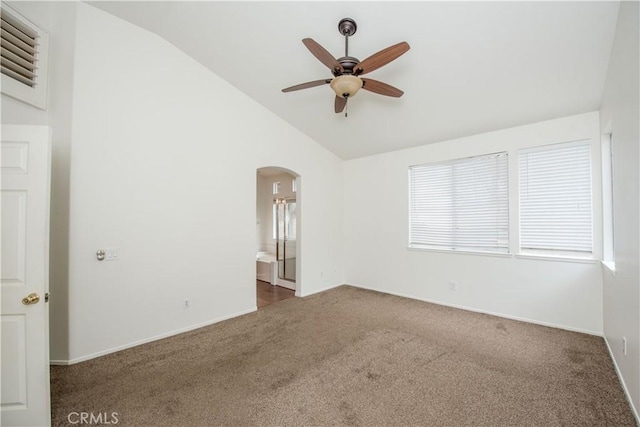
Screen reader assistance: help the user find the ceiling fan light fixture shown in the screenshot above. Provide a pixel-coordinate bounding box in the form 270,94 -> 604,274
330,75 -> 363,99
281,18 -> 409,113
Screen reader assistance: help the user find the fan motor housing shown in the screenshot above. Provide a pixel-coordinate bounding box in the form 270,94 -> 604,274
334,56 -> 360,76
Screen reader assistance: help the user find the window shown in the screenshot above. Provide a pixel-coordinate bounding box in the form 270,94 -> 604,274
272,181 -> 280,195
601,134 -> 614,264
272,203 -> 278,239
272,199 -> 296,240
0,3 -> 49,109
519,140 -> 592,258
409,152 -> 509,254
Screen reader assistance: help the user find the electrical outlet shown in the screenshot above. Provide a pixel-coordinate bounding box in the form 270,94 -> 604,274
183,299 -> 190,310
448,281 -> 457,291
622,337 -> 627,356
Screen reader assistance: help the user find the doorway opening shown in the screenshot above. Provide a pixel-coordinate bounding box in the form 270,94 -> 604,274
256,167 -> 300,308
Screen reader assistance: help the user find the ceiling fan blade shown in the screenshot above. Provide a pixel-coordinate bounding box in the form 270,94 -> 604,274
282,79 -> 332,93
353,41 -> 410,76
361,78 -> 404,97
302,38 -> 344,73
334,96 -> 347,113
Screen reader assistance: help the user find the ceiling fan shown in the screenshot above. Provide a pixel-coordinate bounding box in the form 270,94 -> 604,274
282,18 -> 410,116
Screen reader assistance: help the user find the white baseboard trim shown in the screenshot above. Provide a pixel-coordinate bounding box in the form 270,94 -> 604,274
51,307 -> 257,366
346,283 -> 603,336
604,336 -> 640,425
299,283 -> 342,298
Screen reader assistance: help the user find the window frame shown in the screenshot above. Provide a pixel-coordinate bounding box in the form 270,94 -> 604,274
517,139 -> 594,260
408,151 -> 510,255
407,137 -> 600,264
601,133 -> 615,265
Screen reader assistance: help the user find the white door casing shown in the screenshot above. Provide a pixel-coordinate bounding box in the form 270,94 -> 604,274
1,125 -> 51,426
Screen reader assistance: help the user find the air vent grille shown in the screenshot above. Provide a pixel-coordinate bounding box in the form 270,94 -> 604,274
1,7 -> 39,87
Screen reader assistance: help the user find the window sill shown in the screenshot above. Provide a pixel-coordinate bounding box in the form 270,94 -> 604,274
407,246 -> 599,264
407,246 -> 511,258
602,261 -> 616,275
514,254 -> 598,264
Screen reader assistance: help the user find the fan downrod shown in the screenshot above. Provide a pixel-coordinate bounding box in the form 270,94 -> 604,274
336,18 -> 359,76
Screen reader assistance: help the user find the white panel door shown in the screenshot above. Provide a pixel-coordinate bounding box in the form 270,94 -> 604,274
1,125 -> 51,426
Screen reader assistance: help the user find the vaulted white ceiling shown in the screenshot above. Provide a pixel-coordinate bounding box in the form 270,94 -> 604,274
91,1 -> 620,160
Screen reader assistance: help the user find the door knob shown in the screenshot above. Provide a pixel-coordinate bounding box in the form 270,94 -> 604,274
22,293 -> 40,305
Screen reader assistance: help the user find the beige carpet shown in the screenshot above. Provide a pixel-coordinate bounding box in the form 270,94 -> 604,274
51,286 -> 636,426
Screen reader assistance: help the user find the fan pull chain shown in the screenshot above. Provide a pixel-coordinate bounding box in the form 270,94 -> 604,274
345,99 -> 348,117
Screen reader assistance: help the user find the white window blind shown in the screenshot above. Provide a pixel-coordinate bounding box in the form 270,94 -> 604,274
409,152 -> 509,253
519,140 -> 592,257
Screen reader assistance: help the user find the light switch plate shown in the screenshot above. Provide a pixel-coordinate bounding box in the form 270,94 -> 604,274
105,247 -> 120,261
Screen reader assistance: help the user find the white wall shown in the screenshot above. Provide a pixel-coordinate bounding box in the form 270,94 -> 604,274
1,1 -> 77,362
344,112 -> 603,334
599,1 -> 640,419
61,3 -> 343,362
